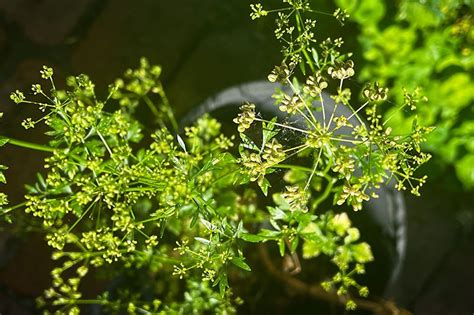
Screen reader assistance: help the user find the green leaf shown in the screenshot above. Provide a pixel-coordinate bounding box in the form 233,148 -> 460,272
302,240 -> 321,259
230,256 -> 251,271
194,237 -> 211,245
272,193 -> 290,210
214,273 -> 228,297
239,133 -> 259,151
176,134 -> 187,153
267,206 -> 287,221
290,237 -> 299,252
278,238 -> 285,256
261,117 -> 279,146
312,48 -> 319,68
241,232 -> 266,242
258,177 -> 271,196
330,213 -> 351,236
351,243 -> 374,263
259,228 -> 281,239
36,173 -> 46,189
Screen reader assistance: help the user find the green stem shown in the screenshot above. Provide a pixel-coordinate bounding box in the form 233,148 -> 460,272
305,148 -> 323,190
156,82 -> 179,133
275,164 -> 313,173
295,11 -> 316,73
1,136 -> 55,153
311,178 -> 336,212
0,201 -> 27,215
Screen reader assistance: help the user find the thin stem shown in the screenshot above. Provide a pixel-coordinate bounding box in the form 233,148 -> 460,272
21,100 -> 54,108
275,164 -> 313,173
255,118 -> 311,135
67,200 -> 97,233
96,130 -> 113,156
49,78 -> 56,95
305,148 -> 322,190
2,136 -> 55,153
143,95 -> 162,121
258,244 -> 409,314
284,143 -> 309,153
0,201 -> 27,215
347,101 -> 369,121
319,92 -> 326,129
329,137 -> 362,144
286,79 -> 318,130
383,103 -> 407,126
311,178 -> 336,211
326,102 -> 338,130
295,11 -> 316,73
155,82 -> 179,133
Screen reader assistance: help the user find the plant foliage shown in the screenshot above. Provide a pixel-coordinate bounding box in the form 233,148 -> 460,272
0,0 -> 434,313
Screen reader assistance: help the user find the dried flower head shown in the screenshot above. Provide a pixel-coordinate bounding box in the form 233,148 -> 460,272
363,82 -> 388,102
233,103 -> 256,132
328,60 -> 355,80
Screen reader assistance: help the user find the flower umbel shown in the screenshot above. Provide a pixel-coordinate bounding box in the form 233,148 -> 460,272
233,103 -> 256,132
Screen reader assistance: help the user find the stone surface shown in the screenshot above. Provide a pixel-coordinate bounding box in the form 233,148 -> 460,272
0,0 -> 92,45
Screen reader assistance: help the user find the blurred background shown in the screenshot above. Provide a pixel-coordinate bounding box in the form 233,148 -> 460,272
0,0 -> 472,314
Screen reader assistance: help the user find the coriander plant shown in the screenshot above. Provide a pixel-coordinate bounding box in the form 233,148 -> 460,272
0,0 -> 432,314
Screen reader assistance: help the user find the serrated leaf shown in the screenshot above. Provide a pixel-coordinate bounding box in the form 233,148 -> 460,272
351,243 -> 373,263
239,133 -> 259,151
302,240 -> 321,259
330,213 -> 351,236
230,256 -> 251,271
261,117 -> 279,146
258,177 -> 271,196
267,206 -> 287,221
272,193 -> 290,210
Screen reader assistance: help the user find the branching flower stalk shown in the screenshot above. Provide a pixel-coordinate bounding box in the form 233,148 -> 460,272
0,1 -> 432,314
235,0 -> 432,310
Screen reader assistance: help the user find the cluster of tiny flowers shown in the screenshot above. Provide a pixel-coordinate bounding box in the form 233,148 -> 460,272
328,60 -> 355,80
268,62 -> 295,83
336,184 -> 370,211
233,103 -> 256,132
304,74 -> 328,96
363,82 -> 388,102
281,185 -> 308,213
333,8 -> 350,25
262,139 -> 285,163
279,94 -> 304,114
